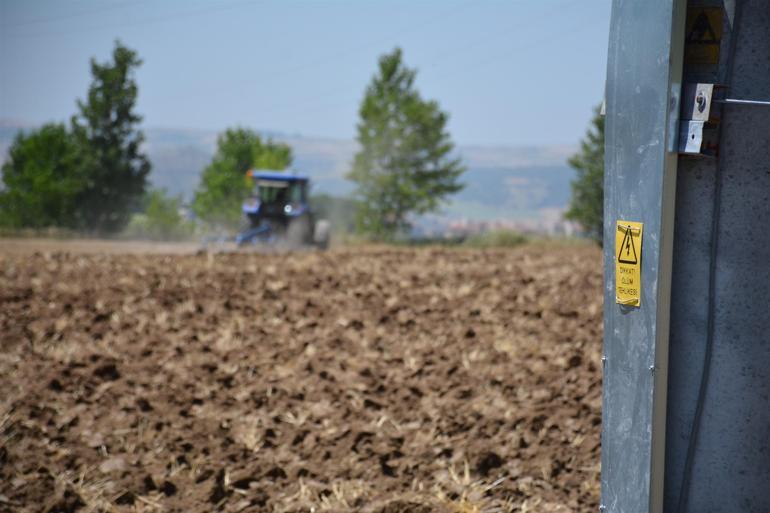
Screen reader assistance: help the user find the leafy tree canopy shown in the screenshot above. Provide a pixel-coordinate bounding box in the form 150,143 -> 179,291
72,41 -> 151,233
347,48 -> 465,239
565,106 -> 604,244
0,41 -> 149,233
192,128 -> 292,226
0,124 -> 84,229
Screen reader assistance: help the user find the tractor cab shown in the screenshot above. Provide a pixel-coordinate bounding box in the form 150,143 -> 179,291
242,170 -> 310,226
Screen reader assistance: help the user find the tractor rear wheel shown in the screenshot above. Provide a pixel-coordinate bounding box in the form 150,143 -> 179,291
286,215 -> 311,247
313,219 -> 331,250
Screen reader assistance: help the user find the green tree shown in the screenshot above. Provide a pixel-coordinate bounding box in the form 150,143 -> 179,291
72,41 -> 150,233
124,189 -> 192,240
565,106 -> 605,243
0,124 -> 84,229
192,128 -> 292,226
347,48 -> 465,239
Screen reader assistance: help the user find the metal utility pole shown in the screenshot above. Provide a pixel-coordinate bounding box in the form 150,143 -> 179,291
602,1 -> 769,512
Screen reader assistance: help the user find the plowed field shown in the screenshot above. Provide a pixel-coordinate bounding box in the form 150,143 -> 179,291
0,244 -> 603,512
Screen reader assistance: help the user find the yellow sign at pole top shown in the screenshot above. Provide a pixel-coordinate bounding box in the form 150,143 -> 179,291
615,220 -> 643,307
684,7 -> 723,65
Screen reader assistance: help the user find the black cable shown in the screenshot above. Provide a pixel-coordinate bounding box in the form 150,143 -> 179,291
676,2 -> 743,511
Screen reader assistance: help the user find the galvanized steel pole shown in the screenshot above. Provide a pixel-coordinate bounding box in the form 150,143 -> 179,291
601,0 -> 686,511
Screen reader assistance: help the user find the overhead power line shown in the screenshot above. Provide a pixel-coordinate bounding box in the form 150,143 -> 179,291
0,0 -> 148,29
251,3 -> 596,125
3,0 -> 262,38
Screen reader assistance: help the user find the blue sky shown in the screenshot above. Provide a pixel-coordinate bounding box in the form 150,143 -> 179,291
1,0 -> 611,146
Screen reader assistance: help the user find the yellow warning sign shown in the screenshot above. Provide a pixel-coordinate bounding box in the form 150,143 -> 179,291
684,7 -> 723,65
615,221 -> 643,307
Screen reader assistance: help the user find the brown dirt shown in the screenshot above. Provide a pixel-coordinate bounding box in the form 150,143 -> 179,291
0,245 -> 603,512
0,238 -> 199,256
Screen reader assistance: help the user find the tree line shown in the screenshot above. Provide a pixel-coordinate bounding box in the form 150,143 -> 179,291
1,42 -> 604,243
1,43 -> 149,233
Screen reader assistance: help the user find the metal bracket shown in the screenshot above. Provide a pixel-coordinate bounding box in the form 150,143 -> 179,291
678,83 -> 725,156
681,83 -> 717,122
679,120 -> 705,154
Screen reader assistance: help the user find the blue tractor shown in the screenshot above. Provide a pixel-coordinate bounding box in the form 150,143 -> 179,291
235,170 -> 330,248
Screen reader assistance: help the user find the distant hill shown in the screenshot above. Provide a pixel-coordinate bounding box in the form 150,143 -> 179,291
0,121 -> 577,230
